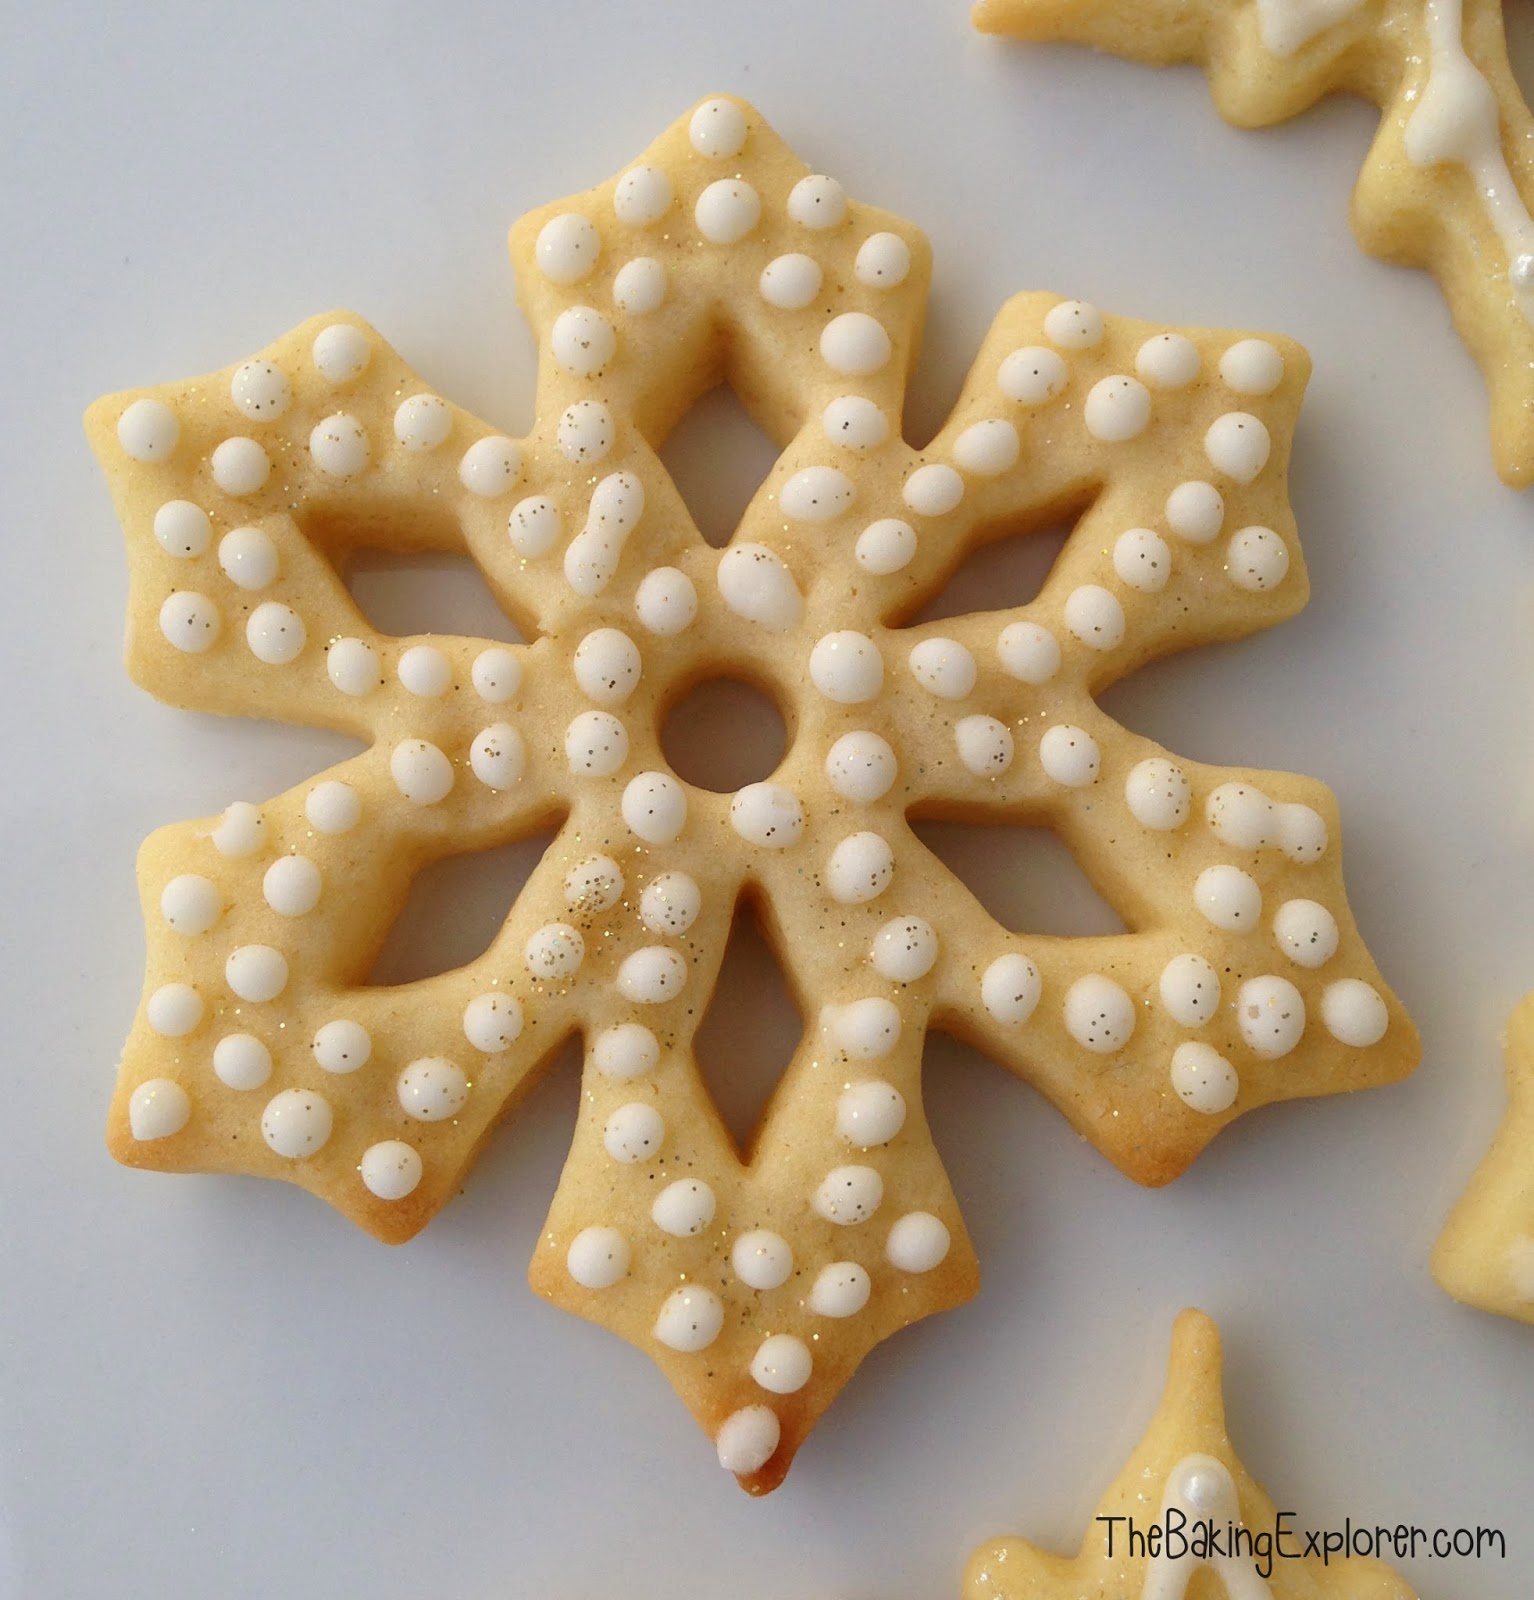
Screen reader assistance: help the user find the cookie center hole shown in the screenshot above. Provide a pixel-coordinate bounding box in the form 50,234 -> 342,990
661,676 -> 787,794
658,385 -> 780,548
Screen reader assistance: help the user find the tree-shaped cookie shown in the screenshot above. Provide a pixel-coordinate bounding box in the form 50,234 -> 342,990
973,0 -> 1534,487
964,1309 -> 1417,1598
86,95 -> 1417,1491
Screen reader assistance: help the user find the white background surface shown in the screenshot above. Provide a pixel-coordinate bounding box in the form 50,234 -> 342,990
3,2 -> 1533,1596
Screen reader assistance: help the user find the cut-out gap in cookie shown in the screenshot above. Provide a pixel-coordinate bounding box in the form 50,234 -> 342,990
656,384 -> 781,549
661,675 -> 789,794
911,818 -> 1127,938
367,825 -> 564,985
902,514 -> 1075,628
693,900 -> 804,1157
341,549 -> 527,645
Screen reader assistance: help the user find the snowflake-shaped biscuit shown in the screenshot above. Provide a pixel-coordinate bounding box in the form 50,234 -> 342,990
86,95 -> 1417,1492
974,0 -> 1534,487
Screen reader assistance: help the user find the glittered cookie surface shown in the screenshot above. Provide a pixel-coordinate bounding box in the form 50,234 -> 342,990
88,94 -> 1416,1492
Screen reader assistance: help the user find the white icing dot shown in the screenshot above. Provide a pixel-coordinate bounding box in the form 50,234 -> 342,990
855,517 -> 917,574
1113,528 -> 1172,593
855,232 -> 911,287
217,525 -> 279,592
146,983 -> 202,1037
826,832 -> 894,904
613,257 -> 667,314
908,637 -> 976,699
886,1211 -> 951,1273
640,872 -> 701,935
716,1407 -> 780,1474
1063,974 -> 1136,1053
327,637 -> 379,696
1039,723 -> 1100,786
606,1102 -> 665,1163
1220,339 -> 1285,396
1204,412 -> 1271,483
158,591 -> 220,653
902,462 -> 964,516
211,436 -> 270,496
689,97 -> 747,158
397,644 -> 453,697
981,954 -> 1041,1026
815,1164 -> 884,1225
651,1179 -> 716,1237
997,621 -> 1060,684
463,992 -> 523,1053
129,1078 -> 191,1140
1043,300 -> 1104,349
617,946 -> 688,1004
827,996 -> 902,1059
1227,526 -> 1290,591
1084,375 -> 1151,443
821,312 -> 891,375
230,360 -> 291,422
310,413 -> 369,478
822,395 -> 890,451
1125,758 -> 1191,829
1194,864 -> 1262,930
551,306 -> 616,378
810,631 -> 883,703
614,165 -> 672,227
826,731 -> 897,803
507,495 -> 562,557
1207,783 -> 1276,849
160,874 -> 221,935
1321,978 -> 1388,1046
1171,1041 -> 1239,1114
1135,334 -> 1201,389
808,1261 -> 871,1317
1273,899 -> 1340,967
1159,953 -> 1221,1027
153,500 -> 211,558
525,923 -> 585,979
836,1081 -> 906,1146
564,710 -> 628,777
732,1230 -> 793,1290
390,739 -> 455,805
695,179 -> 760,244
1165,480 -> 1225,544
998,346 -> 1069,405
730,783 -> 804,848
471,647 -> 522,704
1278,802 -> 1328,863
566,1226 -> 630,1289
311,1019 -> 371,1074
751,1334 -> 812,1394
592,1023 -> 659,1079
781,464 -> 856,522
535,213 -> 600,283
634,566 -> 698,635
312,324 -> 370,384
956,714 -> 1014,776
263,855 -> 321,917
210,801 -> 264,857
1236,975 -> 1306,1058
622,771 -> 686,843
117,397 -> 179,461
359,1141 -> 422,1202
565,854 -> 625,914
260,1088 -> 332,1158
953,419 -> 1020,476
759,253 -> 823,310
225,944 -> 287,1003
556,400 -> 614,464
870,916 -> 937,982
305,780 -> 361,834
245,601 -> 305,665
1064,584 -> 1125,650
212,1034 -> 272,1091
397,1057 -> 469,1121
458,436 -> 522,497
788,174 -> 846,229
716,543 -> 804,631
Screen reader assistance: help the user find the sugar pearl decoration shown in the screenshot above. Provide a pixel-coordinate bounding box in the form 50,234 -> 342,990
398,645 -> 452,697
751,1334 -> 813,1395
551,306 -> 616,377
313,324 -> 370,384
472,647 -> 522,703
981,954 -> 1042,1025
690,97 -> 748,158
263,855 -> 321,917
391,739 -> 455,805
1039,724 -> 1100,787
305,780 -> 361,833
536,213 -> 600,283
471,722 -> 526,790
246,602 -> 305,665
903,463 -> 964,516
821,312 -> 891,375
759,253 -> 823,309
815,1165 -> 884,1224
825,731 -> 897,803
826,832 -> 894,904
508,496 -> 561,557
855,518 -> 917,574
1084,375 -> 1151,442
463,993 -> 524,1053
908,638 -> 976,699
997,621 -> 1060,685
695,180 -> 760,244
1125,759 -> 1191,830
622,772 -> 686,843
836,1081 -> 906,1146
733,1230 -> 793,1290
526,923 -> 585,979
870,916 -> 937,982
1063,974 -> 1136,1053
154,501 -> 210,558
161,874 -> 221,934
955,715 -> 1014,776
855,232 -> 910,287
613,257 -> 666,314
397,1057 -> 470,1121
886,1212 -> 951,1272
1273,899 -> 1340,968
118,398 -> 179,461
1227,526 -> 1290,591
606,1103 -> 665,1164
359,1142 -> 423,1201
459,436 -> 522,496
210,801 -> 264,857
614,165 -> 672,227
1114,528 -> 1171,593
566,1226 -> 630,1289
1236,975 -> 1307,1058
260,1089 -> 332,1159
1166,480 -> 1225,543
1194,864 -> 1262,930
787,174 -> 846,229
328,637 -> 379,695
1064,585 -> 1126,650
1321,978 -> 1389,1046
564,711 -> 628,777
998,346 -> 1068,405
616,946 -> 688,1004
593,1022 -> 660,1080
634,567 -> 698,634
640,872 -> 702,935
311,1019 -> 371,1074
1171,1042 -> 1239,1114
556,400 -> 614,464
808,1262 -> 871,1317
810,631 -> 883,703
651,1179 -> 716,1237
147,983 -> 202,1037
225,945 -> 288,1003
716,1407 -> 780,1475
1204,412 -> 1271,483
211,437 -> 270,496
827,996 -> 902,1059
129,1079 -> 190,1140
823,395 -> 889,451
394,394 -> 452,451
213,1034 -> 272,1091
781,465 -> 856,522
953,419 -> 1019,475
1220,339 -> 1285,396
218,526 -> 279,591
1135,334 -> 1200,388
1043,300 -> 1104,349
730,783 -> 804,847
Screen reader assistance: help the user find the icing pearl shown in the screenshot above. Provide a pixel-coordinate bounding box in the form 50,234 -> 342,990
567,1226 -> 630,1289
808,1261 -> 871,1317
997,621 -> 1061,684
1278,802 -> 1328,862
1204,412 -> 1271,483
1227,526 -> 1290,591
622,772 -> 687,843
471,647 -> 522,704
129,1079 -> 190,1140
508,496 -> 562,557
1194,864 -> 1262,930
886,1211 -> 951,1272
759,253 -> 823,310
593,1022 -> 660,1079
217,525 -> 279,591
212,1033 -> 272,1091
998,346 -> 1068,405
908,637 -> 976,699
616,946 -> 688,1004
1125,758 -> 1191,829
870,916 -> 938,982
551,306 -> 616,378
1159,954 -> 1221,1027
854,517 -> 917,574
564,710 -> 628,777
787,174 -> 847,229
634,566 -> 698,635
715,1407 -> 780,1474
826,731 -> 897,803
118,397 -> 178,461
359,1142 -> 422,1201
263,855 -> 321,917
535,214 -> 600,284
1220,339 -> 1285,395
955,714 -> 1014,776
1273,899 -> 1340,967
397,1057 -> 470,1121
1171,1041 -> 1239,1114
613,257 -> 667,314
717,543 -> 804,631
159,591 -> 220,652
260,1089 -> 332,1158
836,1081 -> 906,1146
1064,584 -> 1125,650
305,780 -> 361,833
695,179 -> 760,244
147,983 -> 202,1037
458,436 -> 522,497
1207,783 -> 1275,848
902,463 -> 964,516
751,1334 -> 812,1394
1135,334 -> 1201,389
467,726 -> 527,793
689,97 -> 748,158
153,500 -> 211,558
1063,974 -> 1136,1052
855,232 -> 911,287
730,783 -> 804,848
1043,300 -> 1104,349
311,1018 -> 371,1073
211,437 -> 270,496
810,631 -> 883,703
565,855 -> 625,915
390,739 -> 455,804
1113,528 -> 1172,593
1038,724 -> 1100,786
327,637 -> 379,696
827,996 -> 902,1058
312,324 -> 370,384
1084,375 -> 1151,443
245,601 -> 305,665
953,419 -> 1020,475
1165,480 -> 1225,543
525,923 -> 585,979
463,993 -> 523,1053
822,395 -> 890,451
605,1102 -> 665,1163
161,874 -> 220,935
981,954 -> 1041,1025
310,414 -> 369,478
1321,978 -> 1388,1046
639,872 -> 702,935
556,400 -> 614,464
394,394 -> 451,452
397,644 -> 452,697
651,1178 -> 716,1237
815,1165 -> 883,1224
821,312 -> 891,375
210,801 -> 264,857
826,832 -> 894,904
781,464 -> 856,522
225,944 -> 288,1003
1236,975 -> 1306,1058
733,1229 -> 793,1290
614,165 -> 672,227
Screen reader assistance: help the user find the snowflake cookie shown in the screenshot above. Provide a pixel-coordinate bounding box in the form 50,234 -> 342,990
973,0 -> 1534,487
86,94 -> 1417,1492
964,1309 -> 1416,1598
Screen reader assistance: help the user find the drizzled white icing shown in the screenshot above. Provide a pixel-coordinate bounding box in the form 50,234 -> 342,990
1140,1454 -> 1274,1599
1255,0 -> 1362,57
